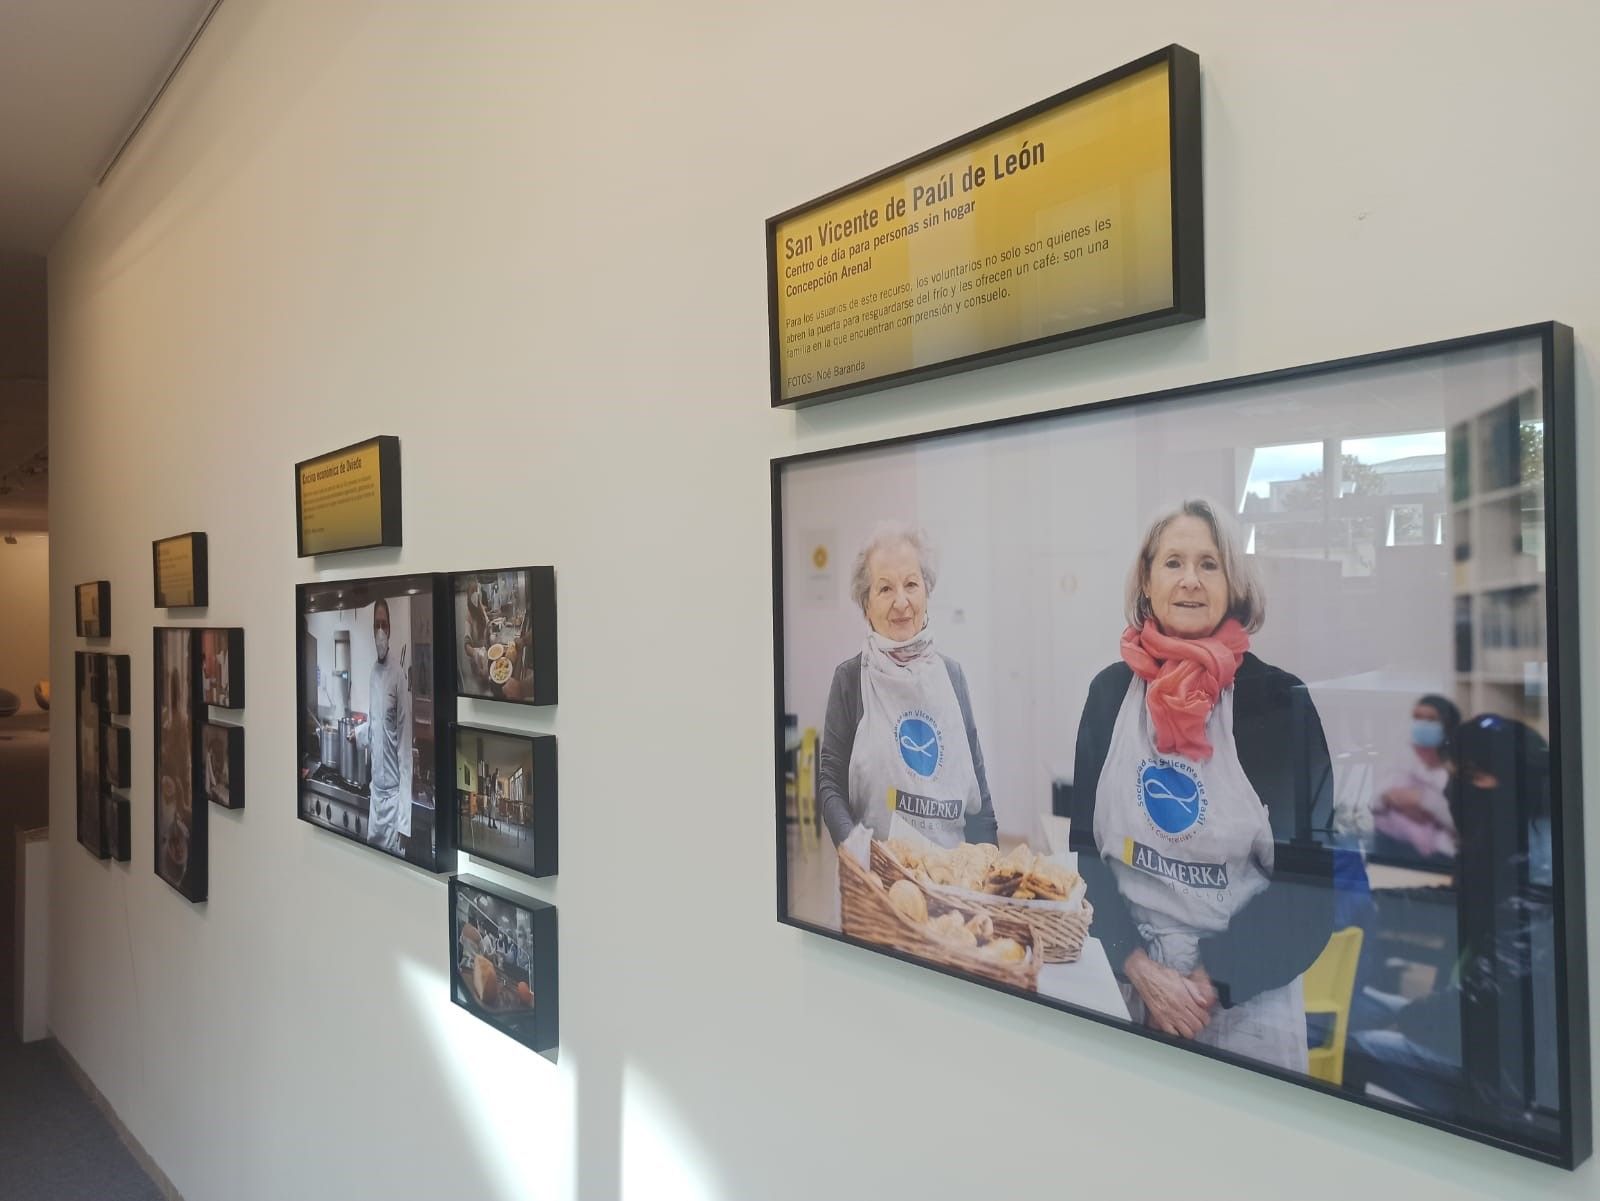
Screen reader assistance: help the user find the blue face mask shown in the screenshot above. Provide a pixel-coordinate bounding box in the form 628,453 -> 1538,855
1412,718 -> 1445,749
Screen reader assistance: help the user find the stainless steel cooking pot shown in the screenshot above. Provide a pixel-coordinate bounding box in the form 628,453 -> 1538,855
340,718 -> 370,789
319,722 -> 340,770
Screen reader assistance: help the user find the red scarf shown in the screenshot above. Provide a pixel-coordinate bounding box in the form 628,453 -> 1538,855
1119,618 -> 1250,762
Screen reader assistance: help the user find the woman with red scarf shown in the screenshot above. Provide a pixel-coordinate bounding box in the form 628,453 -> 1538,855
1070,499 -> 1335,1071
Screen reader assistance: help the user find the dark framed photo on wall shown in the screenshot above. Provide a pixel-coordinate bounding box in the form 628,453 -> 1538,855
153,532 -> 208,608
103,654 -> 131,717
75,581 -> 110,638
154,627 -> 206,902
453,724 -> 557,878
203,722 -> 245,810
103,722 -> 131,790
448,874 -> 558,1058
772,323 -> 1586,1167
451,566 -> 558,706
74,653 -> 109,858
296,573 -> 457,873
200,627 -> 245,708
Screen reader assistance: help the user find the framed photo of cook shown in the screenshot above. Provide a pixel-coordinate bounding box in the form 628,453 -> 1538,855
75,653 -> 111,858
203,722 -> 245,810
152,532 -> 208,608
448,874 -> 558,1058
199,627 -> 244,708
296,573 -> 457,873
295,435 -> 402,557
75,580 -> 110,638
103,654 -> 131,717
452,566 -> 558,706
154,627 -> 206,901
773,323 -> 1587,1167
453,724 -> 558,878
767,45 -> 1202,408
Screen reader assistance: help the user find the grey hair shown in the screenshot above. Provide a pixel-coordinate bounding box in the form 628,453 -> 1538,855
1125,498 -> 1265,633
850,522 -> 938,615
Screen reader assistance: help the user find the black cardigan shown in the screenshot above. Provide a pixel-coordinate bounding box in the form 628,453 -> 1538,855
1069,654 -> 1336,1008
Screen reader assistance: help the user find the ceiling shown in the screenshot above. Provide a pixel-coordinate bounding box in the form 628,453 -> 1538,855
0,0 -> 218,533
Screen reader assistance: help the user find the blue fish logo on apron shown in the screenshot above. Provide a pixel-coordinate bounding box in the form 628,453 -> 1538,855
1139,759 -> 1207,836
895,712 -> 942,778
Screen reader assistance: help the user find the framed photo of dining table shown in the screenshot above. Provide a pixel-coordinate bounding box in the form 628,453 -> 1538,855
451,566 -> 558,706
771,322 -> 1587,1167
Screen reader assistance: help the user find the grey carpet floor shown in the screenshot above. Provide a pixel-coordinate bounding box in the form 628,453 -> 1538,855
0,1009 -> 165,1200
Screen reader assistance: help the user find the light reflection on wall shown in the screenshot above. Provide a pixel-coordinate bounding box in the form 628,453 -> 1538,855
621,1064 -> 723,1201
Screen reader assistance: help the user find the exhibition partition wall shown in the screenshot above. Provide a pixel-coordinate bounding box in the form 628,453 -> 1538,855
44,2 -> 1600,1200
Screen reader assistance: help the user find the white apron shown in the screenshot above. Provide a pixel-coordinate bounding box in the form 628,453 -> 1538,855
848,630 -> 981,849
1094,675 -> 1308,1071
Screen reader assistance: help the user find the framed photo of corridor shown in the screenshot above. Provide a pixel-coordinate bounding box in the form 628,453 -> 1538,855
771,323 -> 1587,1167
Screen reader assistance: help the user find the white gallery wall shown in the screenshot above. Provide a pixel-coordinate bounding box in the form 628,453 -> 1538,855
45,2 -> 1598,1199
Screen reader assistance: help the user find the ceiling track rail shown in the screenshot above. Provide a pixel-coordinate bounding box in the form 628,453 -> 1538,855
96,0 -> 228,187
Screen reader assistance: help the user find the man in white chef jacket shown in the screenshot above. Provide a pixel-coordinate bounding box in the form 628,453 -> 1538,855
354,598 -> 412,852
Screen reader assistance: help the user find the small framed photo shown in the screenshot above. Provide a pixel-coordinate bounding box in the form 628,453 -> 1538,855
113,795 -> 132,862
202,722 -> 245,810
152,532 -> 209,609
448,874 -> 557,1057
76,581 -> 110,638
452,567 -> 558,706
103,722 -> 131,789
200,627 -> 245,708
103,654 -> 131,717
454,724 -> 557,878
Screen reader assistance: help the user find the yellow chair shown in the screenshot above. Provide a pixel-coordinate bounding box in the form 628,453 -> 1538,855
796,728 -> 818,852
1304,926 -> 1365,1086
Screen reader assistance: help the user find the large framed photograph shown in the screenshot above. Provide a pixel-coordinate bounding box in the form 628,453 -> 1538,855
454,724 -> 558,878
154,627 -> 206,901
75,652 -> 110,858
203,722 -> 245,810
200,627 -> 245,708
75,581 -> 110,638
448,874 -> 558,1057
773,323 -> 1586,1167
297,573 -> 457,873
452,567 -> 558,706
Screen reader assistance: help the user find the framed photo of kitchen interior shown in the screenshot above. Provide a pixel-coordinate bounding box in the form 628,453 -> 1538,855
153,532 -> 208,608
448,874 -> 558,1058
199,627 -> 244,708
75,653 -> 112,858
297,573 -> 457,873
103,654 -> 131,717
154,628 -> 206,901
772,323 -> 1587,1167
767,44 -> 1202,409
295,435 -> 402,557
75,580 -> 110,638
202,722 -> 244,810
452,566 -> 558,706
454,724 -> 558,877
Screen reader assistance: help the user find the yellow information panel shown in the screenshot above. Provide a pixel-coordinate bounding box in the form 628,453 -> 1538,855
768,47 -> 1200,407
154,536 -> 199,607
296,436 -> 401,557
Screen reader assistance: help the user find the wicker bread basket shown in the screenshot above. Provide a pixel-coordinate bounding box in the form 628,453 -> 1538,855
837,847 -> 1040,991
870,841 -> 1093,964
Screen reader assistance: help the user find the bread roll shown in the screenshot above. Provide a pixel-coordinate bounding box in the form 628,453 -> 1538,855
887,879 -> 928,925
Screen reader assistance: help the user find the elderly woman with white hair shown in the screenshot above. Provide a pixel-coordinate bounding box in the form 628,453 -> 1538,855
817,523 -> 998,850
1070,499 -> 1335,1071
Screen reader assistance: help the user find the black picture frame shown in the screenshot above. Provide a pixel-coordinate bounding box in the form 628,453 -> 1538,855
453,723 -> 558,878
154,626 -> 206,902
103,654 -> 131,717
294,435 -> 403,558
152,532 -> 209,609
448,873 -> 558,1058
771,322 -> 1586,1167
296,572 -> 457,873
103,722 -> 131,790
202,721 -> 245,810
75,580 -> 111,638
113,796 -> 131,863
766,44 -> 1203,409
450,566 -> 558,706
199,627 -> 245,709
75,652 -> 110,859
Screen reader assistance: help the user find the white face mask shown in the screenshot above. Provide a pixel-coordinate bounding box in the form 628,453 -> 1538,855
374,628 -> 390,662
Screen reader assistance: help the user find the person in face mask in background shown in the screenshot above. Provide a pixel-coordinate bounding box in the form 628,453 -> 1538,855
352,598 -> 413,853
817,522 -> 998,851
1370,694 -> 1461,866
